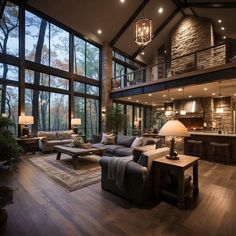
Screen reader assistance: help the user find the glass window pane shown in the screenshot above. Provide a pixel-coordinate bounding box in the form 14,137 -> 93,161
0,2 -> 19,57
25,88 -> 50,132
86,43 -> 99,80
25,11 -> 49,66
0,85 -> 18,135
25,69 -> 49,86
50,93 -> 69,131
74,37 -> 85,76
74,81 -> 85,93
50,76 -> 69,90
0,63 -> 18,81
50,24 -> 69,71
86,98 -> 99,139
74,96 -> 85,135
126,105 -> 133,136
86,85 -> 99,96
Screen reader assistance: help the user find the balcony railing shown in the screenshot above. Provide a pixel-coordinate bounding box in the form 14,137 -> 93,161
112,43 -> 235,90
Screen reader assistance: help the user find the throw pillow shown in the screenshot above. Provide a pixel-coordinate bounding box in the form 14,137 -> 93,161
131,137 -> 144,148
104,136 -> 115,145
100,133 -> 113,144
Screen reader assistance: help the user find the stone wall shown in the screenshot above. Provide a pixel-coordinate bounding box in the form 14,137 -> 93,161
101,43 -> 112,131
170,16 -> 216,75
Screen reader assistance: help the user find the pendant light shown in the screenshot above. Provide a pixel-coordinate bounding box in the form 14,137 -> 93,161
216,81 -> 224,114
180,87 -> 186,115
134,10 -> 152,46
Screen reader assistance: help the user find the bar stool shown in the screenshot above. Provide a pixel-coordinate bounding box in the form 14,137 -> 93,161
186,140 -> 205,159
210,142 -> 231,164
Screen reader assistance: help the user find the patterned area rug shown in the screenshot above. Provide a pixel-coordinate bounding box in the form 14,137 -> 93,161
26,153 -> 101,192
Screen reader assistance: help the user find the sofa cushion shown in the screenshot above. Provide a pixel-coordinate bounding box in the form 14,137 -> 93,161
104,145 -> 124,154
116,135 -> 136,147
92,143 -> 105,149
100,133 -> 113,144
131,137 -> 144,148
104,136 -> 116,145
114,147 -> 133,157
47,139 -> 72,146
38,131 -> 57,141
56,130 -> 73,140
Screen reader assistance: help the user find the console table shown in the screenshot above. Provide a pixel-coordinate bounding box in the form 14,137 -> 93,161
17,137 -> 39,154
153,154 -> 199,209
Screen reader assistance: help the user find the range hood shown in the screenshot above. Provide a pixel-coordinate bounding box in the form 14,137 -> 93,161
175,99 -> 203,118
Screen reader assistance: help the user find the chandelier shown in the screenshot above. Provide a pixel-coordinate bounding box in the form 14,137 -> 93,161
134,16 -> 152,46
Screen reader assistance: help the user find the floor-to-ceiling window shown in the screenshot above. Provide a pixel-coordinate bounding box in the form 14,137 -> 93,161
0,1 -> 101,137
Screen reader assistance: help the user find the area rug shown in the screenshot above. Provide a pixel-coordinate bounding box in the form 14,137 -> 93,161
26,153 -> 101,192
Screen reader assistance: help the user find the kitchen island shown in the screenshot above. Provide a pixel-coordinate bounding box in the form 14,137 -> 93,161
184,132 -> 236,164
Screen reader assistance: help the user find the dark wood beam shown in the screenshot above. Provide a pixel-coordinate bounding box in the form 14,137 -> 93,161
132,8 -> 180,59
109,0 -> 150,47
182,2 -> 236,8
0,0 -> 7,19
183,0 -> 197,17
172,0 -> 186,16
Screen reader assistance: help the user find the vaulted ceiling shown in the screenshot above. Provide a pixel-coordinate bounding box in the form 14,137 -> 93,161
28,0 -> 236,65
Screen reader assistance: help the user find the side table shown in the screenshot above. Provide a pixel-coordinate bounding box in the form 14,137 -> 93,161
17,137 -> 39,154
153,154 -> 199,209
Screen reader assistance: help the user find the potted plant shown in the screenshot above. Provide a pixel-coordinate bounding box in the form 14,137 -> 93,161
106,106 -> 127,135
0,117 -> 21,231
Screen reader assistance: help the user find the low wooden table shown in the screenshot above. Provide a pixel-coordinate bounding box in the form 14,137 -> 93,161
17,137 -> 39,154
153,154 -> 199,209
54,145 -> 105,170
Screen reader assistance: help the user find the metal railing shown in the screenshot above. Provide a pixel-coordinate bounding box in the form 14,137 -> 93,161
112,43 -> 234,90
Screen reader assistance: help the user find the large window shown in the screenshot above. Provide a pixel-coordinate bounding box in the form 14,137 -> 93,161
0,2 -> 19,57
0,1 -> 101,137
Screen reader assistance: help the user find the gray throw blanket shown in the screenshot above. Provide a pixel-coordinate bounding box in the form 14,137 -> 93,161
108,156 -> 133,192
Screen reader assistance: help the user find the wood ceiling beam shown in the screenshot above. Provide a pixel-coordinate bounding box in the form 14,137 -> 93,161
183,0 -> 197,17
132,8 -> 180,59
172,0 -> 186,16
109,0 -> 150,47
0,0 -> 7,19
182,2 -> 236,8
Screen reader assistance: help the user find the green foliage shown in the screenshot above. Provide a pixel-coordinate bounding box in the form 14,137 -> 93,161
106,106 -> 127,135
150,111 -> 167,131
0,117 -> 20,169
71,136 -> 84,148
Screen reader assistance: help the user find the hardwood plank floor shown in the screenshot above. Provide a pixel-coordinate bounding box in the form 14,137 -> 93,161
1,157 -> 236,236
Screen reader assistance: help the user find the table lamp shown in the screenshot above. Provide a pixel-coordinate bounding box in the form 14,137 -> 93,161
19,115 -> 34,137
71,118 -> 81,134
159,120 -> 190,160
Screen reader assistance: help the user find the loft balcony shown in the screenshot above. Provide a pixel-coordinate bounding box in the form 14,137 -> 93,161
111,42 -> 236,98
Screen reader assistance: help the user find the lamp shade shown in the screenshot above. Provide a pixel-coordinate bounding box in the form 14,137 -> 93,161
71,118 -> 81,125
19,115 -> 34,125
159,120 -> 190,137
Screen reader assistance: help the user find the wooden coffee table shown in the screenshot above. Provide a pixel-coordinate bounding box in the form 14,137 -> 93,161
54,145 -> 105,170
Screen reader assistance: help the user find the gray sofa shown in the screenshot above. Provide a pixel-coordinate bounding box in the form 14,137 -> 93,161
100,147 -> 170,204
92,134 -> 163,157
38,130 -> 77,152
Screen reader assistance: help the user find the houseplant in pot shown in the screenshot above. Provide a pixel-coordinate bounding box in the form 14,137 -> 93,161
0,116 -> 21,231
106,106 -> 127,135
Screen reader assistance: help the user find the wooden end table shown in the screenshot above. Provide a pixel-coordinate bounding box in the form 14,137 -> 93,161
54,145 -> 105,170
153,154 -> 199,209
17,137 -> 39,154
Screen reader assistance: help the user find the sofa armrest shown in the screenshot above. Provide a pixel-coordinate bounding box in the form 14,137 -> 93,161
38,136 -> 47,143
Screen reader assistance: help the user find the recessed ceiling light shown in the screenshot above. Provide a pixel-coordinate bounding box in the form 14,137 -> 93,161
221,27 -> 225,31
223,36 -> 226,39
234,94 -> 236,96
158,7 -> 163,14
97,29 -> 102,34
212,92 -> 216,96
148,93 -> 152,97
145,101 -> 148,104
189,95 -> 192,98
204,88 -> 208,91
171,98 -> 174,100
120,0 -> 125,3
141,52 -> 145,55
164,50 -> 167,53
218,19 -> 222,23
128,97 -> 131,100
153,103 -> 156,106
136,100 -> 139,102
163,94 -> 166,97
178,88 -> 183,91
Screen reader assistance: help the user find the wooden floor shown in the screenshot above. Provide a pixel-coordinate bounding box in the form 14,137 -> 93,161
1,157 -> 236,236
